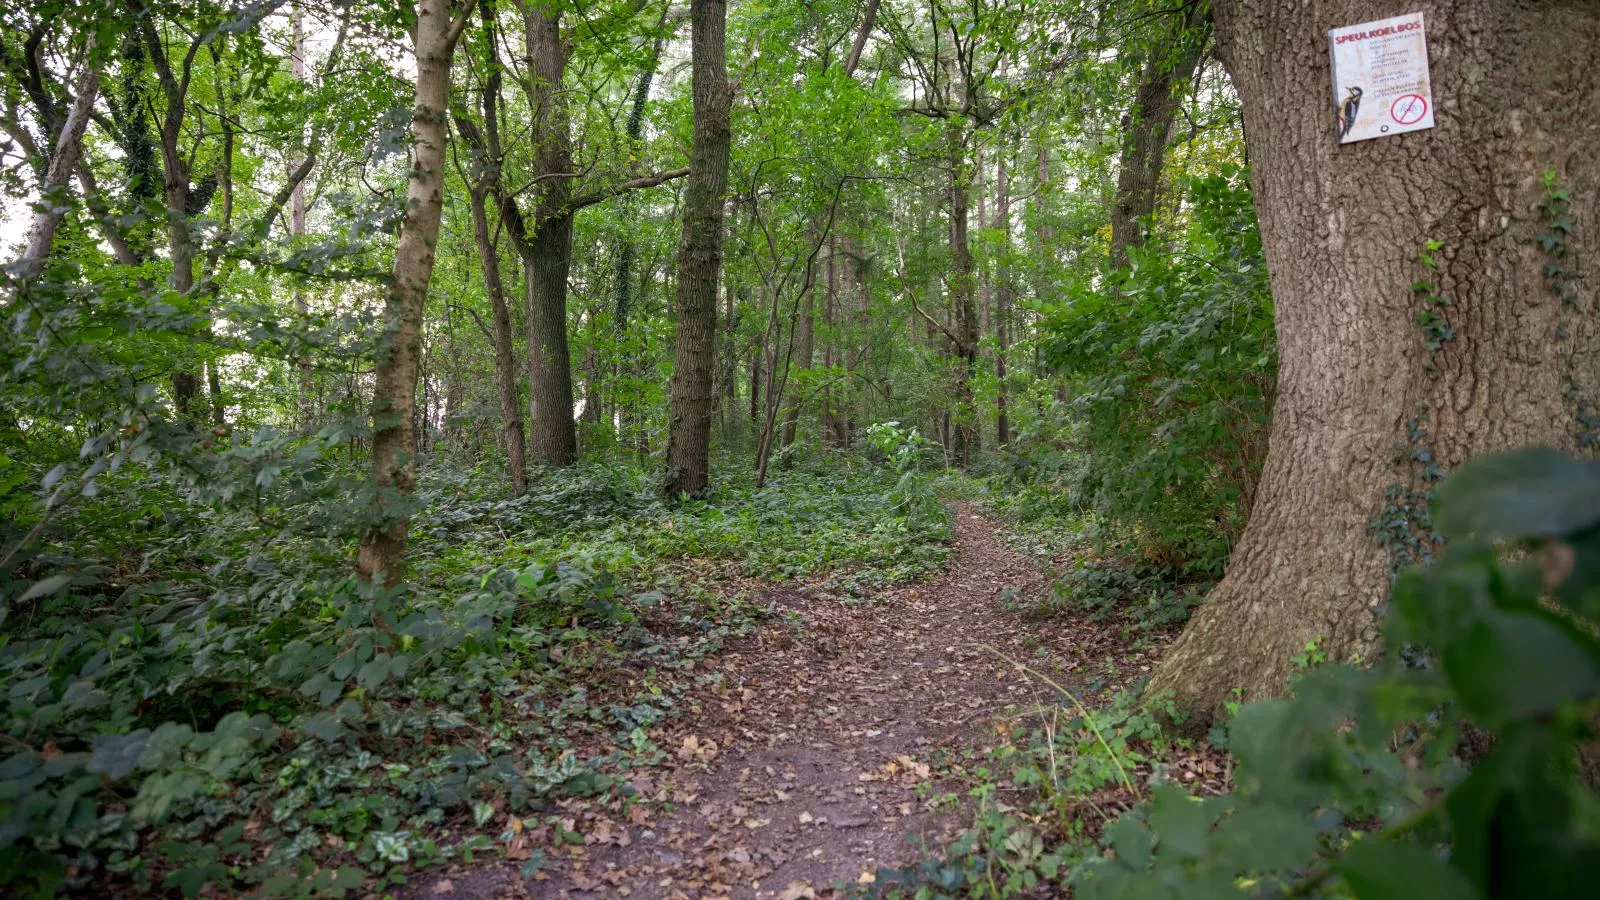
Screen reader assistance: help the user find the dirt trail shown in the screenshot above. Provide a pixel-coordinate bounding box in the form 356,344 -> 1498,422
418,503 -> 1117,899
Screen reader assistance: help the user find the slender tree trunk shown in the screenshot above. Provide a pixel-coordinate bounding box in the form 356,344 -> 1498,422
948,145 -> 980,467
356,0 -> 463,584
1109,12 -> 1209,270
17,53 -> 99,275
663,0 -> 731,497
1147,0 -> 1600,724
779,279 -> 814,450
467,185 -> 527,493
748,345 -> 762,425
994,148 -> 1011,446
291,8 -> 314,427
847,231 -> 870,445
615,17 -> 666,454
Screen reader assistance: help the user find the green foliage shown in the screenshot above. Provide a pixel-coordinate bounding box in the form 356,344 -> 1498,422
1035,563 -> 1203,638
0,458 -> 949,895
870,690 -> 1179,898
1071,446 -> 1600,898
1032,166 -> 1275,575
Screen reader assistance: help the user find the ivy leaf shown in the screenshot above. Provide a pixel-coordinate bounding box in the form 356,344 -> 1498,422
1338,839 -> 1476,900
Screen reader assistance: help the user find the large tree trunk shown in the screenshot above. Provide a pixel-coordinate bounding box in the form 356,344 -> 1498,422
663,0 -> 731,498
1108,11 -> 1209,270
521,2 -> 579,467
356,0 -> 463,583
523,214 -> 578,466
1147,0 -> 1600,724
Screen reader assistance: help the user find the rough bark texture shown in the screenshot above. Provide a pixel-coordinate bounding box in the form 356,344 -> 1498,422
356,0 -> 462,584
1146,0 -> 1600,724
523,214 -> 578,466
1109,13 -> 1208,270
521,2 -> 578,467
663,0 -> 731,498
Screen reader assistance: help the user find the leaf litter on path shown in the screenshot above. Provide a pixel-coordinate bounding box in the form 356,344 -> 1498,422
407,504 -> 1141,899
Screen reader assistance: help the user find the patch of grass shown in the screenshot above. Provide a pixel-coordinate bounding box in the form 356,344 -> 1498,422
870,688 -> 1196,899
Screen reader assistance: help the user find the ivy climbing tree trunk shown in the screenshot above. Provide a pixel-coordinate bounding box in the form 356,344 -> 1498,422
1146,0 -> 1600,725
356,0 -> 466,584
663,0 -> 731,497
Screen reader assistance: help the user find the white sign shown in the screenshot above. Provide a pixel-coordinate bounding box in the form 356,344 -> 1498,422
1329,12 -> 1435,144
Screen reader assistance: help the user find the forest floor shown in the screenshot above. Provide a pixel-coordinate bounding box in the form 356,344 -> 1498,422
409,502 -> 1160,899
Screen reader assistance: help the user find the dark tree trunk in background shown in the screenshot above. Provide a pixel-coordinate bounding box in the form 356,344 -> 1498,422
947,148 -> 980,467
291,9 -> 314,427
663,0 -> 731,497
779,280 -> 814,450
523,215 -> 578,465
137,17 -> 203,421
357,0 -> 464,583
1147,0 -> 1600,724
994,149 -> 1012,446
521,2 -> 578,467
1109,9 -> 1209,270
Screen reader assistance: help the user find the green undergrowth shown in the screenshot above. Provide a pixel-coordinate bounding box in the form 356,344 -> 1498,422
0,453 -> 951,897
977,473 -> 1205,641
869,447 -> 1600,899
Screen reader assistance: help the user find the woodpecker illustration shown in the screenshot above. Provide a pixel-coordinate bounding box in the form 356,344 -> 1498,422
1337,86 -> 1363,140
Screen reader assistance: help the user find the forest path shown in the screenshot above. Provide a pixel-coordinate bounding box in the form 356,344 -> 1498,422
421,502 -> 1115,899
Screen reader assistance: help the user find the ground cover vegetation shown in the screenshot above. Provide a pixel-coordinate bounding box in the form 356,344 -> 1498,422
0,0 -> 1596,896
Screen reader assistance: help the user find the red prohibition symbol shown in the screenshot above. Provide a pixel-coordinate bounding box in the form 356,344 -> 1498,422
1390,93 -> 1427,125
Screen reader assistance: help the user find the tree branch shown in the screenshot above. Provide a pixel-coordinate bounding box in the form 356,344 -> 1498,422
567,166 -> 689,212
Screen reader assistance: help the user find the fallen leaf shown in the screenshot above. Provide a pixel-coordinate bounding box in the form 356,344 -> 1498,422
778,882 -> 816,900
